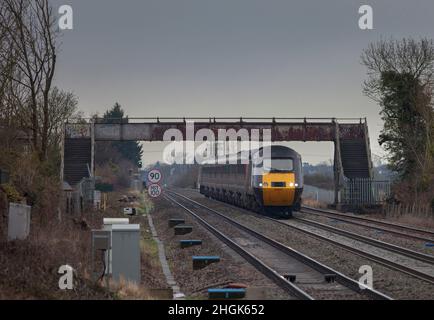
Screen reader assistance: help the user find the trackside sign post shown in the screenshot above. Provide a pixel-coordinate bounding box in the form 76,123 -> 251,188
147,168 -> 162,198
147,169 -> 162,184
148,183 -> 162,198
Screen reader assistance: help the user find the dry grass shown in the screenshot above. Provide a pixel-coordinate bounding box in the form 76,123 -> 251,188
381,203 -> 434,229
100,188 -> 167,296
108,277 -> 154,300
0,183 -> 167,299
0,211 -> 111,299
391,215 -> 434,229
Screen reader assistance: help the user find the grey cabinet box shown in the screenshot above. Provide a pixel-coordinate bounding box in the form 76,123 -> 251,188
103,218 -> 130,274
8,203 -> 31,241
111,224 -> 141,284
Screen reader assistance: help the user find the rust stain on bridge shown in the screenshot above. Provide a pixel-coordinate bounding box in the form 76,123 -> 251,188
62,118 -> 373,205
65,118 -> 366,142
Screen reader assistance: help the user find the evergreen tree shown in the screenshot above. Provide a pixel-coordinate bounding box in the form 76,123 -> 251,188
99,103 -> 143,168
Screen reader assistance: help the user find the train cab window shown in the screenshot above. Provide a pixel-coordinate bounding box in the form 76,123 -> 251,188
256,158 -> 294,173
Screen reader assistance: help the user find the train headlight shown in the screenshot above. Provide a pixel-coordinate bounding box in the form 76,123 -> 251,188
289,182 -> 294,187
259,183 -> 263,187
295,183 -> 298,187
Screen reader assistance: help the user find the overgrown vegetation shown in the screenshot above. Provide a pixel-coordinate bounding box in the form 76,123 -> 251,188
0,0 -> 80,161
0,0 -> 114,299
362,38 -> 434,209
0,0 -> 79,213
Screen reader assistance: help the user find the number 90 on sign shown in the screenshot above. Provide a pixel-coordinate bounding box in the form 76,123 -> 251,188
148,169 -> 162,184
148,184 -> 162,198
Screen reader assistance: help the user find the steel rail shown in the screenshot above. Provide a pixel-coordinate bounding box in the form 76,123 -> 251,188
266,218 -> 434,286
167,190 -> 392,300
302,206 -> 434,243
202,192 -> 434,264
294,215 -> 434,265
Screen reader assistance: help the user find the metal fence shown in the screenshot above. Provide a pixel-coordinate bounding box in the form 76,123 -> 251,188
342,178 -> 391,205
68,177 -> 95,215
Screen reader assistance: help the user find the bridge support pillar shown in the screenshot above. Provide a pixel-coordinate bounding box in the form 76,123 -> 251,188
90,119 -> 95,178
333,121 -> 344,205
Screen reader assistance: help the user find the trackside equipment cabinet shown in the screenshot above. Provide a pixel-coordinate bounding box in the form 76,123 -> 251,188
111,224 -> 141,284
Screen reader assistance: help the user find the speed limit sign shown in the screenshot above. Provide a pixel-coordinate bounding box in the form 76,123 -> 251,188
147,169 -> 162,184
148,183 -> 162,198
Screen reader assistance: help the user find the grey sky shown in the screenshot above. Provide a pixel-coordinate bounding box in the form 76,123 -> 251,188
50,0 -> 434,166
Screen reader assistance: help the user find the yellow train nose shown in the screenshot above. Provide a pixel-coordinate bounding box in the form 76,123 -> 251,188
261,173 -> 295,206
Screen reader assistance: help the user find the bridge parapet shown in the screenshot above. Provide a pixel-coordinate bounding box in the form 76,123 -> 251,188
65,117 -> 367,141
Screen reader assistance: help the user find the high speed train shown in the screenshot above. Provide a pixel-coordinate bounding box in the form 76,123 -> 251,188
198,145 -> 303,218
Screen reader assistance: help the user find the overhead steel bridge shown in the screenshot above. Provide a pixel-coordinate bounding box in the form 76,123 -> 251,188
62,117 -> 373,205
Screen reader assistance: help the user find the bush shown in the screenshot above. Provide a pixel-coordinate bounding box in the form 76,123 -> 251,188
0,183 -> 23,203
1,151 -> 62,223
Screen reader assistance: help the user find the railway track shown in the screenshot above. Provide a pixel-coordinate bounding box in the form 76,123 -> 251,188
293,215 -> 434,265
173,188 -> 434,287
163,193 -> 311,300
270,216 -> 434,286
302,206 -> 434,243
165,190 -> 392,300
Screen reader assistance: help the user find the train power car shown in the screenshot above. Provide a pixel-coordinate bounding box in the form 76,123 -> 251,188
198,145 -> 303,217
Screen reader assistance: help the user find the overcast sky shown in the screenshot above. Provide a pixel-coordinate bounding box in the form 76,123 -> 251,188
50,0 -> 434,166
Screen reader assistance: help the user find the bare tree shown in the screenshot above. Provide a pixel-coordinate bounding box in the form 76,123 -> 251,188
44,87 -> 78,146
0,0 -> 58,160
362,38 -> 434,100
